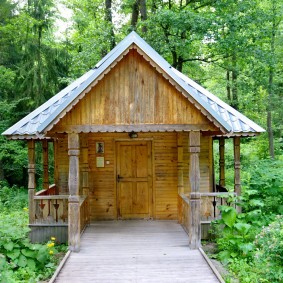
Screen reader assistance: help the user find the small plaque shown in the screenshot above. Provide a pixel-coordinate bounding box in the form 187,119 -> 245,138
96,157 -> 105,168
96,142 -> 104,153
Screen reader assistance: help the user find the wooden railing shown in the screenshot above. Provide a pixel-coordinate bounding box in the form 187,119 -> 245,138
30,186 -> 89,243
33,195 -> 69,224
178,194 -> 190,234
200,192 -> 235,223
32,189 -> 89,229
179,192 -> 235,224
80,196 -> 89,233
36,184 -> 57,196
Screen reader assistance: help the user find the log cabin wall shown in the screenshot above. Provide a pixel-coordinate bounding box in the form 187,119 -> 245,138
53,132 -> 213,221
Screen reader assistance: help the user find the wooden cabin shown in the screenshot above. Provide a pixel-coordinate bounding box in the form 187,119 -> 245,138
3,32 -> 264,251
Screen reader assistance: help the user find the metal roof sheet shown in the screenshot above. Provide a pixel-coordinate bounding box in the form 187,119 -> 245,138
2,31 -> 265,138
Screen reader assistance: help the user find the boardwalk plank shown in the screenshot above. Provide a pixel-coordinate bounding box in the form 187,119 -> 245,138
55,221 -> 219,283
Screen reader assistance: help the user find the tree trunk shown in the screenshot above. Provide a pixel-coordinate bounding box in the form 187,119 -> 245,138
139,0 -> 147,33
267,1 -> 276,159
267,110 -> 274,158
103,0 -> 115,57
131,0 -> 139,30
36,25 -> 43,106
226,70 -> 231,101
231,53 -> 238,110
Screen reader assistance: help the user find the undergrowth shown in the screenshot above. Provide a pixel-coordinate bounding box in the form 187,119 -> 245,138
211,158 -> 283,283
0,182 -> 67,283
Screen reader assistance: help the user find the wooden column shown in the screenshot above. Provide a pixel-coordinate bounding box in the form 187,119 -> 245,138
81,134 -> 90,224
219,137 -> 225,187
28,140 -> 36,224
68,133 -> 80,252
189,131 -> 201,249
81,134 -> 89,196
42,140 -> 49,190
233,137 -> 241,196
177,133 -> 184,223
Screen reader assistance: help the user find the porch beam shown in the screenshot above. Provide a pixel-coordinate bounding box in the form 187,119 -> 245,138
68,133 -> 80,252
219,137 -> 225,187
189,131 -> 201,249
233,137 -> 241,196
28,140 -> 36,224
42,140 -> 49,190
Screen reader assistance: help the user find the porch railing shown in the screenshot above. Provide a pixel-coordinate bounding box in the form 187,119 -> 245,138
36,184 -> 57,196
178,194 -> 190,234
200,192 -> 234,223
179,192 -> 235,224
80,196 -> 89,233
31,184 -> 89,228
33,195 -> 69,224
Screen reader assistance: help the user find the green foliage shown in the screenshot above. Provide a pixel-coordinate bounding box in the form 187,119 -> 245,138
214,211 -> 257,264
227,216 -> 283,283
0,100 -> 28,186
243,159 -> 283,215
0,185 -> 67,282
219,206 -> 237,228
213,157 -> 283,281
0,183 -> 28,211
253,216 -> 283,282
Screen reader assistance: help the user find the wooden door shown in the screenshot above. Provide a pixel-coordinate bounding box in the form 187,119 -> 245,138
116,141 -> 152,219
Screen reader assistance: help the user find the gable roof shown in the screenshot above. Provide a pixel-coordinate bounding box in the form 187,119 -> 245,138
2,31 -> 265,139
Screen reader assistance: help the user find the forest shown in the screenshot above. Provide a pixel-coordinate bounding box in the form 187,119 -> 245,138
0,0 -> 282,282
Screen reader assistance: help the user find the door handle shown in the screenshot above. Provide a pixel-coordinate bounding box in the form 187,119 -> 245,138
117,174 -> 123,182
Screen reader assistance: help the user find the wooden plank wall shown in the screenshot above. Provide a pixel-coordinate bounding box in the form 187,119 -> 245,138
54,132 -> 213,221
55,138 -> 69,194
154,133 -> 178,220
52,49 -> 218,130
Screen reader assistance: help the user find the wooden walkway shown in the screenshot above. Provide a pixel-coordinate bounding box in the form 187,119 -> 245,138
55,221 -> 220,283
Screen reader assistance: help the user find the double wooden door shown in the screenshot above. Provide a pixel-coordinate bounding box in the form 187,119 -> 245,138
116,141 -> 152,219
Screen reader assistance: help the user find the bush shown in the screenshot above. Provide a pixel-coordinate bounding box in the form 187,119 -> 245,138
253,216 -> 283,282
212,158 -> 283,282
0,183 -> 28,211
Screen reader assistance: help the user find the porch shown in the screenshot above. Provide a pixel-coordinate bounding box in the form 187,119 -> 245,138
27,132 -> 238,250
28,182 -> 232,244
52,221 -> 221,283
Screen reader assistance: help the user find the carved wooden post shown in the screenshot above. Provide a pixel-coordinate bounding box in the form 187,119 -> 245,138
68,133 -> 80,252
28,140 -> 36,224
177,133 -> 184,223
219,137 -> 225,187
81,134 -> 90,224
234,137 -> 241,196
42,140 -> 49,190
189,131 -> 201,249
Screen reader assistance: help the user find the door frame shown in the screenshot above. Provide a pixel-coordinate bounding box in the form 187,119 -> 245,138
115,139 -> 154,219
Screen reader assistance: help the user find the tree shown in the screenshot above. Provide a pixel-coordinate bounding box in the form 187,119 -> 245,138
66,0 -> 118,76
